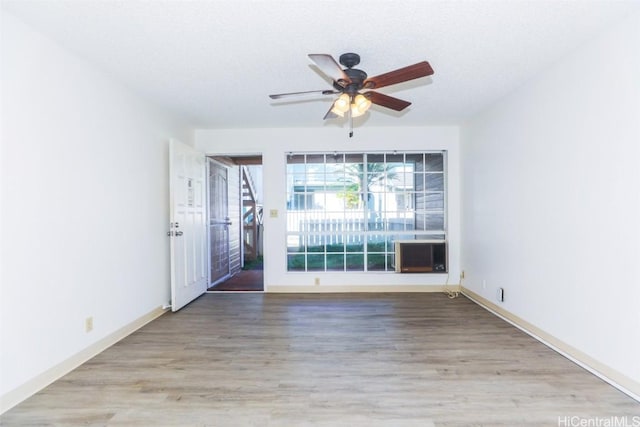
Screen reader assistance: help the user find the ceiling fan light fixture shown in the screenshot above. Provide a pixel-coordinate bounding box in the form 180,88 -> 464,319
331,93 -> 351,116
350,107 -> 365,118
351,94 -> 372,117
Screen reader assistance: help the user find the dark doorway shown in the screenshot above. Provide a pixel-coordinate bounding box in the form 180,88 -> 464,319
207,155 -> 263,292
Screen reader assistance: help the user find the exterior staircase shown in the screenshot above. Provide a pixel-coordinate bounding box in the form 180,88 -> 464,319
242,166 -> 263,261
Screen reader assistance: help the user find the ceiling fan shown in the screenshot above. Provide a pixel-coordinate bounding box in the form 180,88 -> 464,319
269,53 -> 434,137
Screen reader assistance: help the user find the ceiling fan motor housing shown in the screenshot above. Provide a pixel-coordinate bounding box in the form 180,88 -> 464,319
334,67 -> 368,94
339,52 -> 361,68
331,53 -> 367,94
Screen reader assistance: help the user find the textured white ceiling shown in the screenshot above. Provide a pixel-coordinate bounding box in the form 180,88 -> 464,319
3,0 -> 639,129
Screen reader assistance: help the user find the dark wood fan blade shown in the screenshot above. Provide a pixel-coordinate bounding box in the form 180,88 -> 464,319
363,61 -> 434,90
364,91 -> 411,111
308,54 -> 351,86
269,89 -> 339,99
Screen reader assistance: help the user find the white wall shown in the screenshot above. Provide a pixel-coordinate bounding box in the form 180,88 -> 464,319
0,10 -> 191,402
195,126 -> 461,290
461,12 -> 640,391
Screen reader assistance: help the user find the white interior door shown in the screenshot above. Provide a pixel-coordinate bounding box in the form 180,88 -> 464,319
169,139 -> 208,311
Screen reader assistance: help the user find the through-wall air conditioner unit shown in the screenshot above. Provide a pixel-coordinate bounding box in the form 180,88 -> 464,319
394,240 -> 447,273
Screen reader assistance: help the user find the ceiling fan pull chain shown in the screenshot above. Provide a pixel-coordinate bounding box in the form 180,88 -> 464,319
349,107 -> 354,138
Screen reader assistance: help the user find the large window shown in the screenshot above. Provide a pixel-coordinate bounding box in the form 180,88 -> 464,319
286,151 -> 446,272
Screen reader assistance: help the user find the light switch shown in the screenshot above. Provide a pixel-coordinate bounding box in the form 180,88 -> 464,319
269,209 -> 278,218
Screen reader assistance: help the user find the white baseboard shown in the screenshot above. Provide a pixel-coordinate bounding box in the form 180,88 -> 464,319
1,306 -> 168,414
461,287 -> 640,403
267,284 -> 461,293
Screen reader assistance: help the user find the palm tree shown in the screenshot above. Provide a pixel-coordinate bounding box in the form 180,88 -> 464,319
338,162 -> 398,213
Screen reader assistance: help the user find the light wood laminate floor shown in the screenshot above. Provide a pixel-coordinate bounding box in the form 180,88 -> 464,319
2,293 -> 638,426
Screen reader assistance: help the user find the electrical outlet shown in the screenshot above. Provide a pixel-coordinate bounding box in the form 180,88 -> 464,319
497,287 -> 504,302
460,270 -> 465,279
314,277 -> 320,286
85,316 -> 93,333
482,279 -> 487,290
269,209 -> 278,218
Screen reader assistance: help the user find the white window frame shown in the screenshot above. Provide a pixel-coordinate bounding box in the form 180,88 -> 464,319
286,151 -> 447,272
